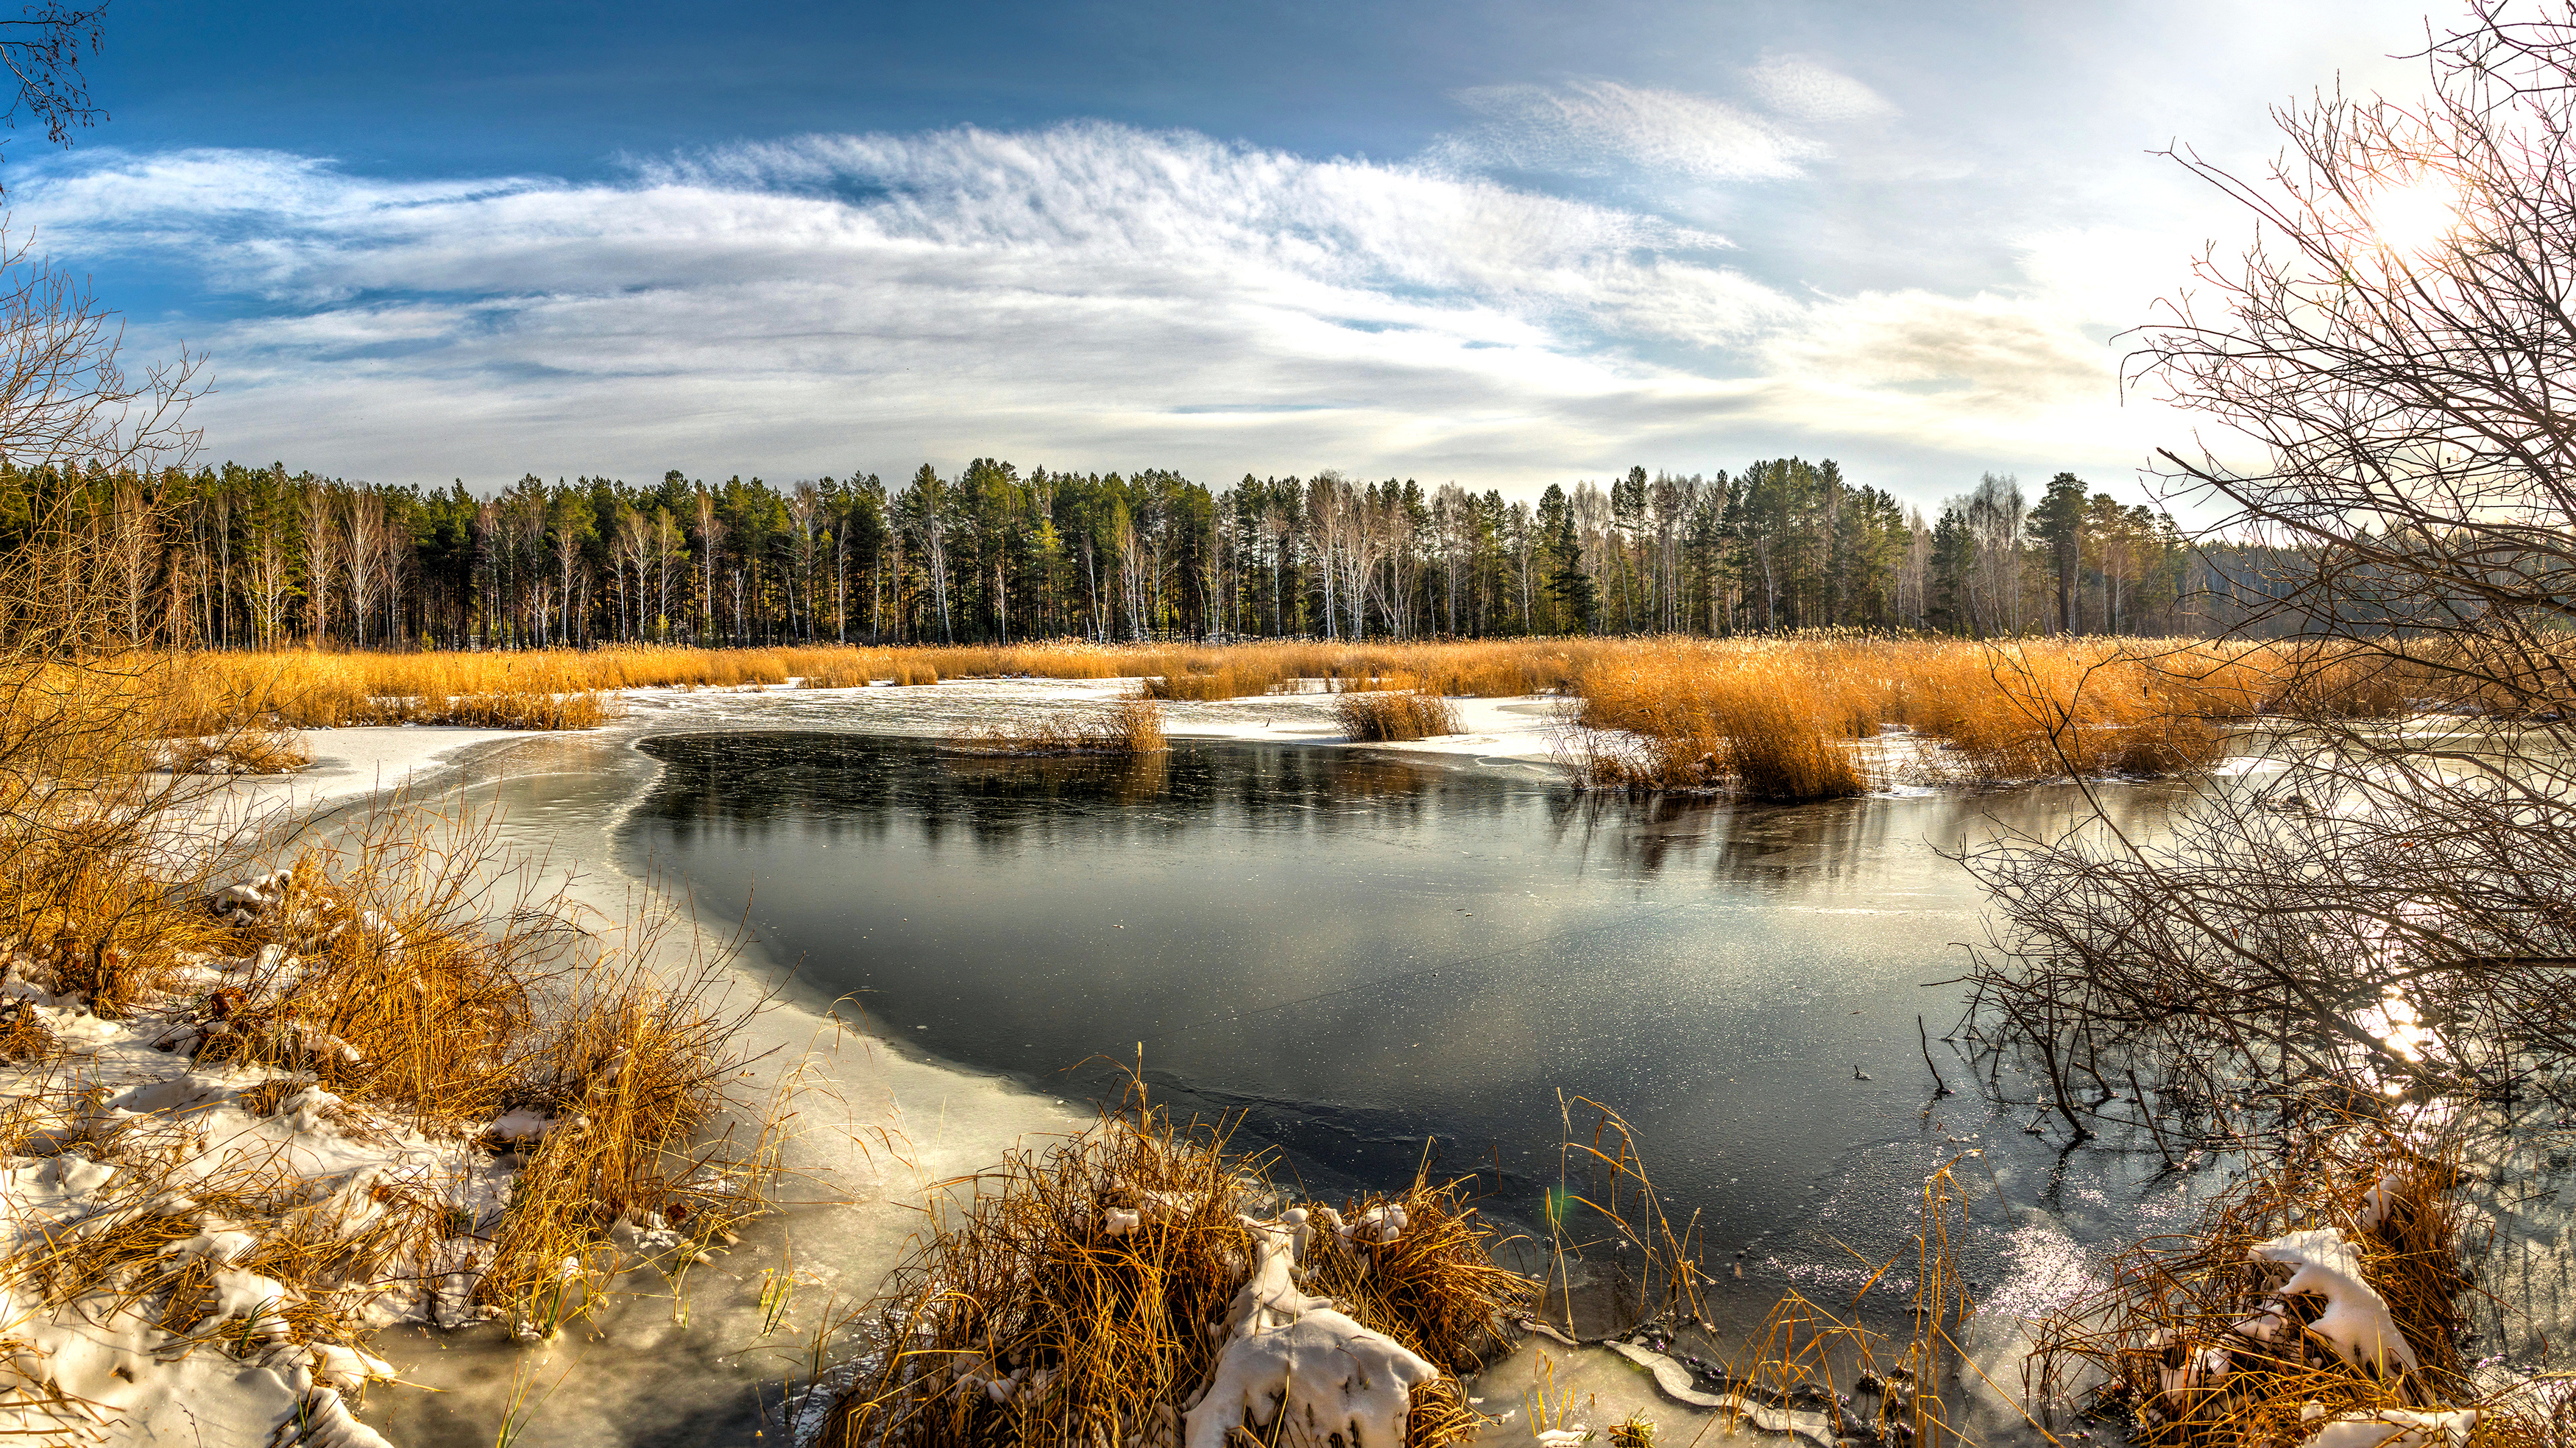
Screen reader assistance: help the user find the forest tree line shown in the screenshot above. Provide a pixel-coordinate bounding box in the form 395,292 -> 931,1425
8,455 -> 2226,650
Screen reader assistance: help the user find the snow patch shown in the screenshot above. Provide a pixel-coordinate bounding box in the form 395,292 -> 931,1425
2250,1229 -> 2418,1376
2357,1171 -> 2408,1232
1183,1211 -> 1440,1448
2303,1407 -> 2477,1448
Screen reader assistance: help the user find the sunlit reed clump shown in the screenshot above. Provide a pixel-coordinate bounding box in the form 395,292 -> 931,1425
950,700 -> 1167,755
2025,1116 -> 2533,1448
1334,683 -> 1464,742
809,1088 -> 1526,1448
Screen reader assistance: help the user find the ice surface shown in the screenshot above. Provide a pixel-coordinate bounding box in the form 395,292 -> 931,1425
1604,1340 -> 1838,1447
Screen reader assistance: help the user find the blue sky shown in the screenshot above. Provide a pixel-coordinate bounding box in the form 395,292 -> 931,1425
16,0 -> 2441,505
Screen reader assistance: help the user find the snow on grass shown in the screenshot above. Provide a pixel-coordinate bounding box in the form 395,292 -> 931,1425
2248,1228 -> 2420,1377
0,957 -> 514,1441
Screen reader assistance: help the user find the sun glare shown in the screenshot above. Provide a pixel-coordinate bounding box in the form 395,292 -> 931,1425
2366,174 -> 2460,257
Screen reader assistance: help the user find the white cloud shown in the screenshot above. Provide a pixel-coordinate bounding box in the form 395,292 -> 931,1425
1443,79 -> 1817,182
9,122 -> 2169,495
1746,57 -> 1897,124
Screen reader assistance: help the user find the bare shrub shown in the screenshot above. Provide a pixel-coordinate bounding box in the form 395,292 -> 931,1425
1965,7 -> 2576,1121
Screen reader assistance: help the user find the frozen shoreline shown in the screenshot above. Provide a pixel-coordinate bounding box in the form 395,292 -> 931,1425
608,673 -> 1576,768
94,684 -> 2109,1445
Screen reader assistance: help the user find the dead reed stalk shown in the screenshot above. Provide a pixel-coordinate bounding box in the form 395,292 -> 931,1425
1530,1101 -> 1998,1448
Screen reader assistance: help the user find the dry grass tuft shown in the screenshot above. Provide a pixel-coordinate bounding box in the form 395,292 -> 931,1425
0,1000 -> 54,1062
1334,686 -> 1465,742
178,817 -> 547,1122
811,1085 -> 1526,1448
476,948 -> 774,1336
2028,1115 -> 2506,1448
951,700 -> 1168,756
162,728 -> 310,776
1610,1412 -> 1660,1447
1565,647 -> 1870,801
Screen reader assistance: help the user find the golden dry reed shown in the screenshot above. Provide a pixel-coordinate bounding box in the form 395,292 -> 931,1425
138,633 -> 2502,801
1561,634 -> 2290,800
1334,686 -> 1465,742
950,700 -> 1167,755
813,1083 -> 1526,1448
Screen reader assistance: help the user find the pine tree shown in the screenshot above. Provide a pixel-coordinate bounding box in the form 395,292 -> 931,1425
2029,470 -> 2088,634
1538,484 -> 1597,634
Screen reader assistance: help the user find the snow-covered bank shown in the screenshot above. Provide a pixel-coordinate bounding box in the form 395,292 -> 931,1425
609,673 -> 1574,769
0,954 -> 495,1447
171,725 -> 539,851
0,719 -> 1091,1447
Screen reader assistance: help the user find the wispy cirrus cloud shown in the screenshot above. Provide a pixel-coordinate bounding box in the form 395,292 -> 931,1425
1745,57 -> 1897,124
7,120 -> 2164,493
1440,79 -> 1816,183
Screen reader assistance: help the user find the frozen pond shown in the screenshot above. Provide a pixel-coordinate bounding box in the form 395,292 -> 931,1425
608,694 -> 2215,1335
311,682 -> 2576,1445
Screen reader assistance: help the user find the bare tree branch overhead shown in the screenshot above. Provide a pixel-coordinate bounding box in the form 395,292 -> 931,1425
0,3 -> 102,175
1963,2 -> 2576,1132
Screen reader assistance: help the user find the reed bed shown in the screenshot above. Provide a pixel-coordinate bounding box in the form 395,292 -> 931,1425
130,634 -> 2575,801
1128,639 -> 1597,701
1564,636 -> 2260,797
950,700 -> 1168,756
810,1086 -> 1526,1448
2025,1115 -> 2518,1448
